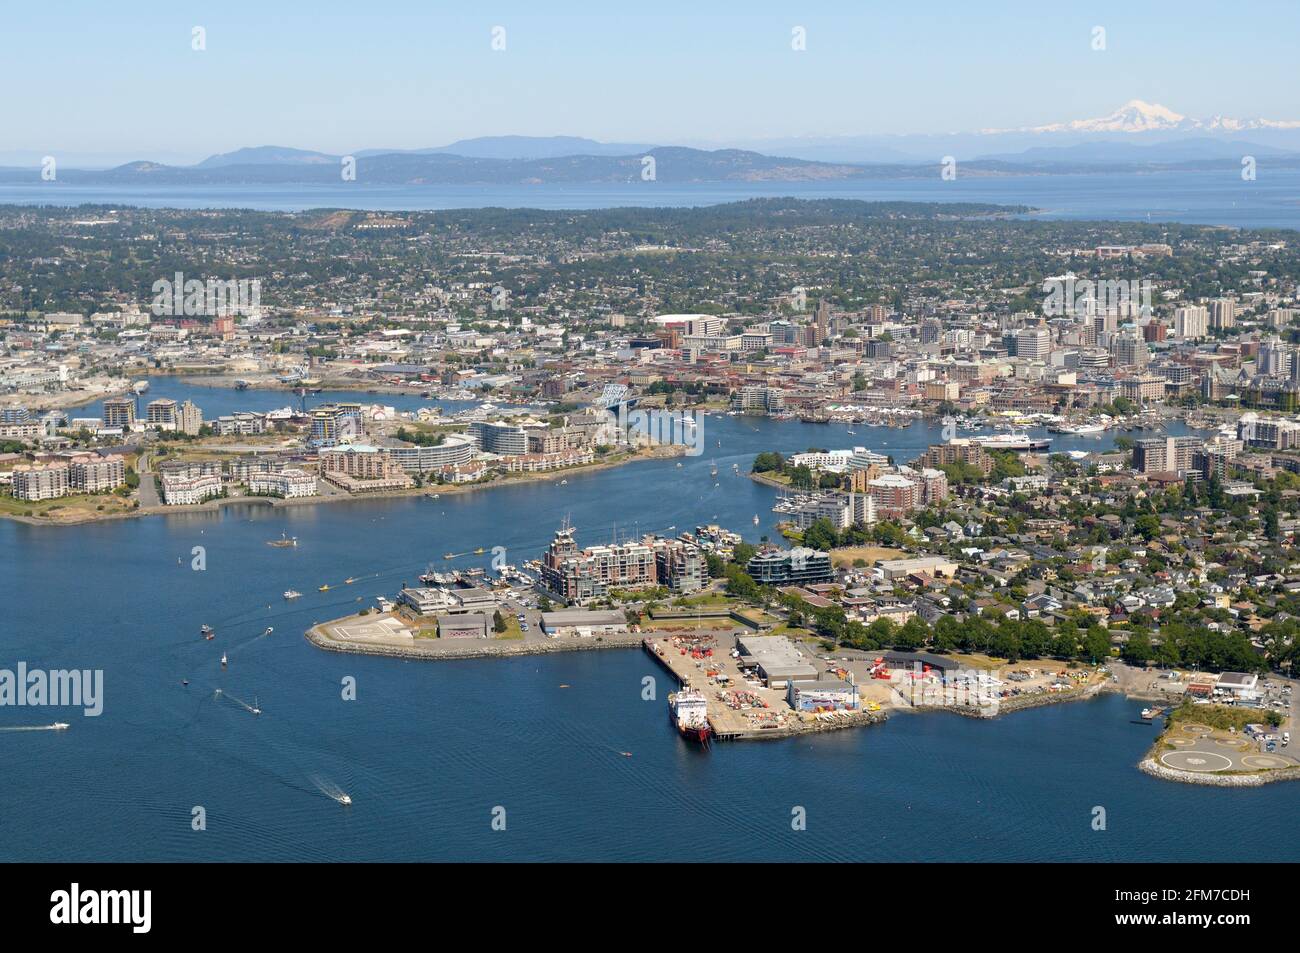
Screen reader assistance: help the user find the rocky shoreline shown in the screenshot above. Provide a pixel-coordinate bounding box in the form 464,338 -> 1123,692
305,625 -> 645,661
1138,759 -> 1300,787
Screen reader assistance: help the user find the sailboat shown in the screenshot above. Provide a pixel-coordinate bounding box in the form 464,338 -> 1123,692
220,653 -> 228,668
753,514 -> 760,525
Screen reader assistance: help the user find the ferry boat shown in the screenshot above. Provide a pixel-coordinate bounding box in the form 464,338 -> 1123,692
283,590 -> 302,600
971,432 -> 1051,452
200,624 -> 215,640
668,689 -> 713,745
1051,420 -> 1109,436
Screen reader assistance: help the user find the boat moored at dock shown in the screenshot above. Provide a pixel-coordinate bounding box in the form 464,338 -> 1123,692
668,689 -> 713,746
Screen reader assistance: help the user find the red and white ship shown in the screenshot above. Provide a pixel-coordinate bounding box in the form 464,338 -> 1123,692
669,689 -> 713,746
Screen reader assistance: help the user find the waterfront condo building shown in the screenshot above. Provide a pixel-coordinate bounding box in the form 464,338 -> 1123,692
177,400 -> 204,436
538,523 -> 656,605
101,397 -> 136,429
310,402 -> 364,446
468,420 -> 529,455
745,547 -> 834,586
248,468 -> 318,498
146,398 -> 178,428
916,440 -> 993,477
68,455 -> 125,492
160,473 -> 223,505
11,462 -> 70,501
730,385 -> 785,414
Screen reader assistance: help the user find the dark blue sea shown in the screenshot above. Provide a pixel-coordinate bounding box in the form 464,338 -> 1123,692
4,170 -> 1300,230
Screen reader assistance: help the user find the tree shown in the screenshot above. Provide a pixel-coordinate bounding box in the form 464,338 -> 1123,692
493,610 -> 507,633
1122,630 -> 1153,665
1133,513 -> 1162,541
802,518 -> 839,551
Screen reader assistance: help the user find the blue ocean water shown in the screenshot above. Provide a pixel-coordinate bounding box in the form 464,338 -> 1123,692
3,170 -> 1299,229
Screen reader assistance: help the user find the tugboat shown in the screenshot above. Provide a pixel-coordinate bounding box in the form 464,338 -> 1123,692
668,689 -> 713,746
200,624 -> 215,641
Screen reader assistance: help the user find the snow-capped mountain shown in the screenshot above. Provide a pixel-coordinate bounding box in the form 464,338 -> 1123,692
986,100 -> 1300,135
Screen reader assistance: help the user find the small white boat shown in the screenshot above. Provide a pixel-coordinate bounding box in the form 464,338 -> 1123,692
339,794 -> 352,806
753,514 -> 760,525
559,479 -> 568,485
51,722 -> 70,730
220,653 -> 228,668
283,590 -> 302,600
263,627 -> 274,636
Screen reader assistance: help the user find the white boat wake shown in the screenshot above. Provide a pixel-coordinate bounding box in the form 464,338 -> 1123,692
309,774 -> 353,806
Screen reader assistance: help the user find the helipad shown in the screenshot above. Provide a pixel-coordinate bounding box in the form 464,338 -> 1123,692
1160,750 -> 1234,772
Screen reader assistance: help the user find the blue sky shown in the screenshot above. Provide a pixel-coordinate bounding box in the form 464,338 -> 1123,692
5,0 -> 1299,161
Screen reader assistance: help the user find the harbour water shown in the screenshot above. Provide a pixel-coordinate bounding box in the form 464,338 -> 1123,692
3,383 -> 1293,861
4,169 -> 1300,229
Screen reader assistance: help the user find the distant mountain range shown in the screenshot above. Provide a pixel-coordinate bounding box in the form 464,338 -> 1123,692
5,104 -> 1300,185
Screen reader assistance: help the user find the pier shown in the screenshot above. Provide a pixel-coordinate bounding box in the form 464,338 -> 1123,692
642,637 -> 886,741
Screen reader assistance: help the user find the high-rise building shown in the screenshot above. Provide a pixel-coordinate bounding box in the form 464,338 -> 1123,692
1133,436 -> 1202,475
178,400 -> 203,436
1209,298 -> 1236,331
1015,325 -> 1051,361
310,403 -> 364,446
1174,306 -> 1209,340
146,398 -> 178,428
468,421 -> 529,455
101,397 -> 136,429
1112,333 -> 1149,368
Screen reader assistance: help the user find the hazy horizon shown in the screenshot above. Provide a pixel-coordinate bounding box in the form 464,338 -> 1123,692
7,0 -> 1300,165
